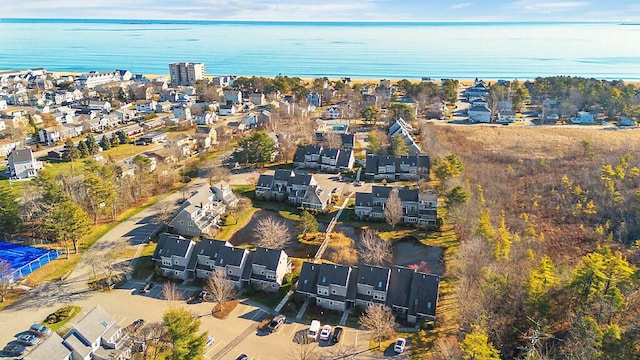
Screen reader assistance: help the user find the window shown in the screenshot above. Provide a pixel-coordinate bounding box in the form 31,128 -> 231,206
378,281 -> 383,288
332,290 -> 336,294
367,290 -> 371,295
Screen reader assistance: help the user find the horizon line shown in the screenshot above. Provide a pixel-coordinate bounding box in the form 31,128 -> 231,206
0,17 -> 626,24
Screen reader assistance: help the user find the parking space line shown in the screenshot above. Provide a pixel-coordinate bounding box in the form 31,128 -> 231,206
287,323 -> 299,339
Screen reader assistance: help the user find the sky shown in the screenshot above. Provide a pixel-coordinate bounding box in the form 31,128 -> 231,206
2,0 -> 640,22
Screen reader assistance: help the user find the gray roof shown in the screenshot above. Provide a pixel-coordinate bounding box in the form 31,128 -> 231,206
216,246 -> 247,267
293,147 -> 306,163
317,263 -> 351,287
322,148 -> 339,159
195,238 -> 229,260
337,149 -> 353,168
63,333 -> 92,358
67,305 -> 115,344
341,133 -> 355,146
9,148 -> 34,163
408,272 -> 440,318
256,174 -> 274,188
182,185 -> 215,214
468,104 -> 491,113
355,192 -> 372,207
153,233 -> 193,259
297,262 -> 320,295
302,185 -> 331,207
289,173 -> 314,186
398,188 -> 418,202
387,266 -> 415,309
273,169 -> 294,182
371,185 -> 393,199
357,265 -> 391,291
364,154 -> 379,174
22,333 -> 71,360
252,247 -> 286,271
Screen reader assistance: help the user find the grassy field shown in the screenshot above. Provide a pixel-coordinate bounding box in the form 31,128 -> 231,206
131,242 -> 158,280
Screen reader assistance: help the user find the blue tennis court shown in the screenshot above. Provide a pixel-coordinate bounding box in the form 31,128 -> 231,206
0,241 -> 60,281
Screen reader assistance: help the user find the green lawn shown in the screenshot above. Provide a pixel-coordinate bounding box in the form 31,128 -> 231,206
132,242 -> 158,280
43,305 -> 81,333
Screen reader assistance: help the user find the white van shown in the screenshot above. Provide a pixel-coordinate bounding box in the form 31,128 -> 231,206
307,320 -> 321,341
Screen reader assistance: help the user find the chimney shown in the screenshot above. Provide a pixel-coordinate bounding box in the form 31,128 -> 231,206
200,202 -> 203,208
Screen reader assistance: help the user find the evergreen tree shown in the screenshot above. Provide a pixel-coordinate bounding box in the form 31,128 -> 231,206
366,131 -> 382,155
233,131 -> 277,166
527,255 -> 559,312
460,325 -> 500,360
99,135 -> 112,151
297,210 -> 319,234
390,134 -> 409,156
110,133 -> 121,147
85,134 -> 99,155
163,307 -> 208,360
45,200 -> 91,257
77,140 -> 89,158
64,138 -> 80,162
0,182 -> 21,234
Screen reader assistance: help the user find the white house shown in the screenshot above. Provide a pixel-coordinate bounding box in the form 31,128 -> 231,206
572,111 -> 595,124
63,305 -> 130,360
468,104 -> 492,123
8,148 -> 43,179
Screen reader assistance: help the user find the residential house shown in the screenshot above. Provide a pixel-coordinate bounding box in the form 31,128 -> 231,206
0,138 -> 20,157
115,69 -> 133,81
341,133 -> 355,150
223,90 -> 242,104
194,112 -> 218,125
8,147 -> 43,179
135,100 -> 157,114
62,305 -> 129,360
354,186 -> 438,227
468,104 -> 492,123
407,271 -> 440,323
297,263 -> 355,311
168,184 -> 227,237
249,247 -> 291,292
22,333 -> 71,360
192,125 -> 217,151
301,184 -> 332,211
364,154 -> 430,181
354,265 -> 391,308
76,71 -> 118,88
219,104 -> 235,116
248,92 -> 265,106
210,246 -> 250,287
362,94 -> 379,107
118,124 -> 144,138
293,145 -> 354,172
193,238 -> 232,279
141,118 -> 164,132
137,131 -> 167,145
255,170 -> 331,210
155,101 -> 172,113
387,118 -> 422,155
288,173 -> 317,205
325,106 -> 342,119
387,265 -> 416,319
572,111 -> 595,124
88,100 -> 111,113
173,106 -> 192,120
211,180 -> 239,207
152,233 -> 197,280
306,92 -> 322,107
168,134 -> 193,157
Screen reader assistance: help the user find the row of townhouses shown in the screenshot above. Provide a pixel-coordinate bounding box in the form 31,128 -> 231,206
22,305 -> 129,360
168,181 -> 238,238
292,145 -> 355,173
355,186 -> 438,227
296,262 -> 439,324
388,118 -> 422,155
255,170 -> 332,211
152,233 -> 292,291
364,154 -> 430,181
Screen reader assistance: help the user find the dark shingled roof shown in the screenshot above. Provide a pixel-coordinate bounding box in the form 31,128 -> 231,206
297,262 -> 320,295
387,265 -> 415,309
153,233 -> 192,260
408,272 -> 440,319
256,174 -> 274,188
322,148 -> 339,159
289,173 -> 314,186
317,263 -> 351,287
371,185 -> 392,199
194,238 -> 228,260
357,265 -> 391,292
337,149 -> 353,168
341,133 -> 355,147
273,169 -> 294,182
398,188 -> 418,202
365,154 -> 378,174
355,192 -> 372,207
252,247 -> 286,272
216,246 -> 247,267
9,148 -> 34,163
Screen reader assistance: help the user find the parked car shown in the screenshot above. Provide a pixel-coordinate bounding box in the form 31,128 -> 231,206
330,327 -> 343,344
16,333 -> 41,346
267,314 -> 286,332
29,323 -> 51,337
394,337 -> 406,354
139,282 -> 154,294
235,354 -> 248,360
307,320 -> 320,341
3,341 -> 27,356
206,336 -> 215,347
133,319 -> 145,330
320,324 -> 332,341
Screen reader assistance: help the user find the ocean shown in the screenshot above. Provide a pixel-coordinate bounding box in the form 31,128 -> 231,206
1,19 -> 640,80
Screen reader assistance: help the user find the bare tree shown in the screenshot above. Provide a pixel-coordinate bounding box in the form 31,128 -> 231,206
358,229 -> 393,266
254,215 -> 291,249
206,164 -> 230,184
359,304 -> 396,348
205,268 -> 236,313
431,336 -> 464,360
162,282 -> 183,307
227,196 -> 250,225
384,188 -> 403,229
0,260 -> 13,303
324,132 -> 342,149
135,322 -> 169,360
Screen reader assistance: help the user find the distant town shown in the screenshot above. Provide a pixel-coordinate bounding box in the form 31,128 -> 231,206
1,62 -> 639,359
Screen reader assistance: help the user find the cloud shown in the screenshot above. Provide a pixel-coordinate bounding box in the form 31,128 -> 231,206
511,1 -> 589,13
450,2 -> 473,10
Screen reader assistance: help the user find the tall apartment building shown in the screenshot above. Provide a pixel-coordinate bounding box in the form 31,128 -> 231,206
169,62 -> 206,86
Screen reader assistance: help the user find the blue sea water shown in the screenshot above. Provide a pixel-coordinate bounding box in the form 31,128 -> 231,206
1,18 -> 640,80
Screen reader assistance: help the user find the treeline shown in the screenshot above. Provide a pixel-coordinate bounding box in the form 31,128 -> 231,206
527,76 -> 640,119
231,75 -> 307,99
426,125 -> 640,359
